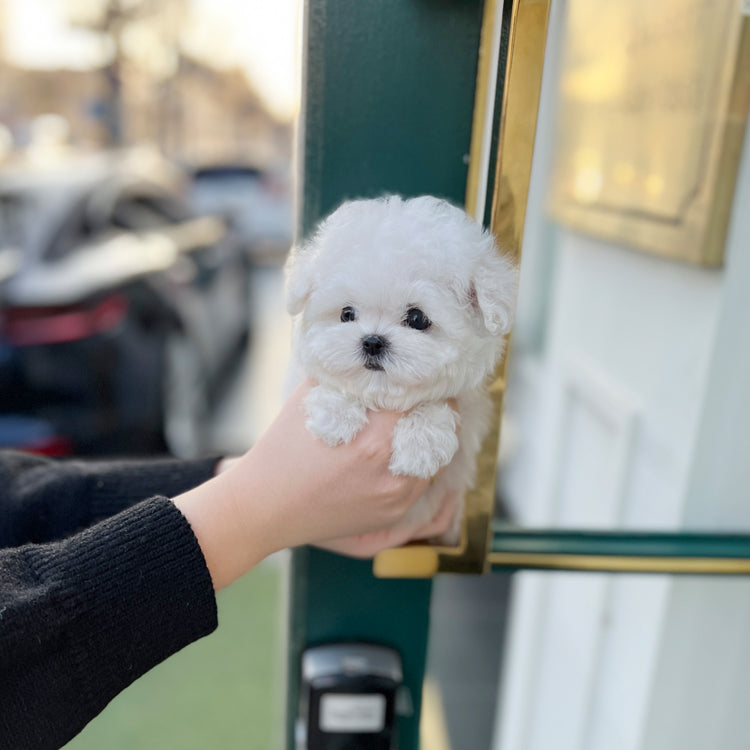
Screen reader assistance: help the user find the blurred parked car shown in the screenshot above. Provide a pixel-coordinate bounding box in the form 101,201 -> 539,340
0,151 -> 251,457
188,163 -> 292,265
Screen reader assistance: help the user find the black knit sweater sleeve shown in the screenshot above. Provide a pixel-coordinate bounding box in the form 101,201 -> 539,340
0,449 -> 221,547
0,452 -> 221,749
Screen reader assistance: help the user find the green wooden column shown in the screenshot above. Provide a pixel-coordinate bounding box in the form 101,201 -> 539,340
288,1 -> 483,748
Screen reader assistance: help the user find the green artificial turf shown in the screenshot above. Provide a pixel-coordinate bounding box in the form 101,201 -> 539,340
64,558 -> 286,750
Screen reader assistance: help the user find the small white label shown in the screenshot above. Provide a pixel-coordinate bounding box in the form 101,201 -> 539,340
320,693 -> 386,733
743,0 -> 750,16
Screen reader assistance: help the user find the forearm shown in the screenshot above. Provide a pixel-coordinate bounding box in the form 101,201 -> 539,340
0,450 -> 220,547
172,468 -> 273,591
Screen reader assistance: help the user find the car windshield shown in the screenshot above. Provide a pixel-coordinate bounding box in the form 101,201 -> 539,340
110,192 -> 192,231
43,186 -> 193,262
0,192 -> 31,251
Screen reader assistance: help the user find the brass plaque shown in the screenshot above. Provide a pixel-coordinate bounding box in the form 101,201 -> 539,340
549,0 -> 750,266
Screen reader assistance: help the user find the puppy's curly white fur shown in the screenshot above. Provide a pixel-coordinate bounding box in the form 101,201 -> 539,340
284,195 -> 517,543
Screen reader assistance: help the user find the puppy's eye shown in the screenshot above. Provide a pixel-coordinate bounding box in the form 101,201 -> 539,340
340,306 -> 357,322
404,307 -> 431,331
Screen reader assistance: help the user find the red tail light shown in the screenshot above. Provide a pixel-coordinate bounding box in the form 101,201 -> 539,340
3,293 -> 129,347
23,435 -> 74,457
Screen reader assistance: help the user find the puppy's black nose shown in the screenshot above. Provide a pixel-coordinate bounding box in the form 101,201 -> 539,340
362,335 -> 388,357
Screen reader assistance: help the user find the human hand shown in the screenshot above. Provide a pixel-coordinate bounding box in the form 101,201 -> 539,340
214,389 -> 461,560
175,379 -> 437,588
224,379 -> 433,551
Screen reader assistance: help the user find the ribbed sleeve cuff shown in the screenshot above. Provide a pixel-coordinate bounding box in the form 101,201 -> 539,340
25,497 -> 218,732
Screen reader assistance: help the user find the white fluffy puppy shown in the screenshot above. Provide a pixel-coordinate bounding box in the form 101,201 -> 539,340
284,195 -> 517,543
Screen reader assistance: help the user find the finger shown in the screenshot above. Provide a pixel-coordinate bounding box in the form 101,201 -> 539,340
315,526 -> 411,559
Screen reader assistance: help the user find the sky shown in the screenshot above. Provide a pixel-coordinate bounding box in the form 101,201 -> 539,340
1,0 -> 301,121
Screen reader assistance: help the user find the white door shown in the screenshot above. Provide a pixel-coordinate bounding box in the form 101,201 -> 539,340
491,3 -> 750,748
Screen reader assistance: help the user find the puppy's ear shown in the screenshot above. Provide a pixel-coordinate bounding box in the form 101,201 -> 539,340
284,239 -> 317,316
470,241 -> 519,336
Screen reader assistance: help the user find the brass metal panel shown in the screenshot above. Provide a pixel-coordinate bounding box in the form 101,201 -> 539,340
548,0 -> 750,266
374,0 -> 552,578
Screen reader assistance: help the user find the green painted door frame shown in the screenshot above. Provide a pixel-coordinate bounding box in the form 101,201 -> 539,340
288,2 -> 484,748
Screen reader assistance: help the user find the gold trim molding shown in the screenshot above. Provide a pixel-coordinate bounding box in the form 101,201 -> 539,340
488,552 -> 750,575
374,0 -> 552,578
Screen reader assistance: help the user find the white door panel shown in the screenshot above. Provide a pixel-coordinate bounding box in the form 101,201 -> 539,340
494,83 -> 750,750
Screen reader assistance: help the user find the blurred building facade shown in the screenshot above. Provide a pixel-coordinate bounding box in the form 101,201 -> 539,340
0,0 -> 291,167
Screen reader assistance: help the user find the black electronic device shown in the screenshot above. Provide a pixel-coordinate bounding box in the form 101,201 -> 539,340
297,643 -> 403,750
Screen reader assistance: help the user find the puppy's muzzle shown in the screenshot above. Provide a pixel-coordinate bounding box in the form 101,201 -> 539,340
361,334 -> 388,370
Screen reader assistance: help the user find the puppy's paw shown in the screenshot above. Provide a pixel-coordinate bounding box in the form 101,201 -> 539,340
389,402 -> 460,478
304,386 -> 368,446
